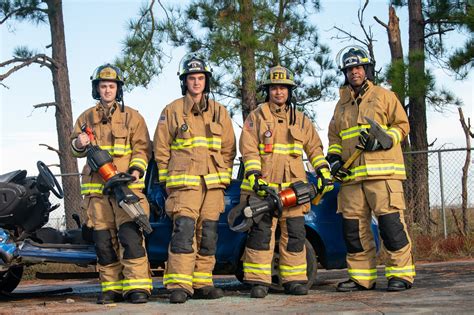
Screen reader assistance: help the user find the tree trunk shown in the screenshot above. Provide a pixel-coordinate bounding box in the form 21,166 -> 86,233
387,5 -> 405,105
239,0 -> 257,121
46,0 -> 83,229
458,107 -> 471,235
407,0 -> 430,232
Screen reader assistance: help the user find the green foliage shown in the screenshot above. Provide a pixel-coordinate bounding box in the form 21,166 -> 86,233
118,0 -> 338,119
0,0 -> 48,25
13,45 -> 36,58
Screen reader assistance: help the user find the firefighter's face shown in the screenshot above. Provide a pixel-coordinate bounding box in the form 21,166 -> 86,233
346,65 -> 366,87
269,85 -> 288,106
186,73 -> 206,96
97,81 -> 118,103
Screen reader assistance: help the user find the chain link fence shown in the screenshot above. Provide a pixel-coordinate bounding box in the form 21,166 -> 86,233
403,148 -> 473,237
50,148 -> 473,236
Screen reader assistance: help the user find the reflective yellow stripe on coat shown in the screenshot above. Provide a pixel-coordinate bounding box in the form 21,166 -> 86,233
81,178 -> 145,195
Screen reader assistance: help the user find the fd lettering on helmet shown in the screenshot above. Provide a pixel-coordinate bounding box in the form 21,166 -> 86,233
272,72 -> 285,80
99,67 -> 117,80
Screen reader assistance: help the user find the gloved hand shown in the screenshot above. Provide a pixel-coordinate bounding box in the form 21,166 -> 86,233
316,168 -> 334,195
248,173 -> 268,197
327,154 -> 351,181
357,129 -> 392,151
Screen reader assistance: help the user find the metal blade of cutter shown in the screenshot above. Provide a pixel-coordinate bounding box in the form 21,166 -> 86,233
364,116 -> 394,149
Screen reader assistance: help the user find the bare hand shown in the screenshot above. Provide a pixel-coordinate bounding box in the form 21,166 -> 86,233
75,133 -> 90,149
130,170 -> 141,182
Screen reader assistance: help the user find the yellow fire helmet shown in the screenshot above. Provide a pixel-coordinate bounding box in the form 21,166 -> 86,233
90,64 -> 124,101
259,65 -> 297,90
336,45 -> 372,71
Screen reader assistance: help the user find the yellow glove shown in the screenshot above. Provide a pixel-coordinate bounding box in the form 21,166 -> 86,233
316,168 -> 334,195
248,173 -> 268,197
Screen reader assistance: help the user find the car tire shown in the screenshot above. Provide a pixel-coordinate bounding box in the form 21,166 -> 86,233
234,239 -> 318,290
0,266 -> 23,293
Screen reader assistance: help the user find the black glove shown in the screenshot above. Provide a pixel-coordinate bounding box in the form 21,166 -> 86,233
327,154 -> 351,181
357,129 -> 392,151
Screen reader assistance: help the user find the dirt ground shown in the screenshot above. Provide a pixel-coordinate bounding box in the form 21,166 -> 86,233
1,260 -> 474,314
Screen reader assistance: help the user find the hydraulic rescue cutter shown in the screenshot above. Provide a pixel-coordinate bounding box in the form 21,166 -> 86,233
228,181 -> 317,232
82,125 -> 152,234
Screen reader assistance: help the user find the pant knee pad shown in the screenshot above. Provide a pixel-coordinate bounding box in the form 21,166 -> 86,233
93,229 -> 118,265
199,220 -> 218,256
342,218 -> 364,253
170,216 -> 195,254
379,212 -> 409,251
286,216 -> 306,253
118,222 -> 146,259
246,213 -> 273,250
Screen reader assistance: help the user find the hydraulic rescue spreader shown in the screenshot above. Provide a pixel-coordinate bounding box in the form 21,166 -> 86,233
228,181 -> 317,232
81,125 -> 153,234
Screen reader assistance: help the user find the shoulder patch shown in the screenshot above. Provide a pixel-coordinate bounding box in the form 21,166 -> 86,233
159,114 -> 166,124
244,118 -> 254,130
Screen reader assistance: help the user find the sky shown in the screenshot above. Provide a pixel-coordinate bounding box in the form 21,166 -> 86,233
1,0 -> 472,179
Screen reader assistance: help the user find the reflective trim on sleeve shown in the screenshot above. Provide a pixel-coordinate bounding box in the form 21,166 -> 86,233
387,128 -> 402,145
158,169 -> 168,181
129,158 -> 148,171
328,144 -> 342,154
166,174 -> 201,187
244,159 -> 262,174
311,155 -> 329,169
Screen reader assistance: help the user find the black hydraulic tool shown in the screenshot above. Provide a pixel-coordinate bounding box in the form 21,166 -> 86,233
228,181 -> 317,232
81,124 -> 152,234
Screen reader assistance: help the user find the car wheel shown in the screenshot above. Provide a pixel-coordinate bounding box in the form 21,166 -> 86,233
0,266 -> 23,293
234,239 -> 318,290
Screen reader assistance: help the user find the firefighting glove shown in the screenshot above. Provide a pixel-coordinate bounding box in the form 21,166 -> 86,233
357,129 -> 392,151
327,154 -> 351,182
316,168 -> 334,195
248,173 -> 268,197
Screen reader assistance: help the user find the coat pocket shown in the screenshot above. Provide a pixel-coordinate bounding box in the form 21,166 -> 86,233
289,126 -> 304,157
208,122 -> 222,151
112,126 -> 129,157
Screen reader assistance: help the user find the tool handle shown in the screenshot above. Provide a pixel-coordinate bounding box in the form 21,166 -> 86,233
80,123 -> 95,142
311,193 -> 323,206
343,148 -> 363,169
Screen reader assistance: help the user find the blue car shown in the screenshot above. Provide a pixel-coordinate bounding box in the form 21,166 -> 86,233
0,160 -> 379,293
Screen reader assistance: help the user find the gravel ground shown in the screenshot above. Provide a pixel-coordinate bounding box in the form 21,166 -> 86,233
1,259 -> 473,314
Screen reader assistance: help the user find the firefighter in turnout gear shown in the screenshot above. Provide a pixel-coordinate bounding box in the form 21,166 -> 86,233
153,53 -> 236,304
328,46 -> 415,292
71,64 -> 153,304
240,65 -> 333,298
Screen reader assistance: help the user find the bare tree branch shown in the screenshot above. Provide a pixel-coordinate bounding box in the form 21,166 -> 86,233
373,16 -> 388,29
0,54 -> 57,81
39,143 -> 61,156
33,102 -> 57,109
425,28 -> 456,39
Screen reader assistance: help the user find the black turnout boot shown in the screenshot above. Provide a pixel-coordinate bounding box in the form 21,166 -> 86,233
250,284 -> 269,298
387,277 -> 412,292
336,279 -> 375,292
169,289 -> 190,304
284,282 -> 308,295
126,291 -> 149,304
193,286 -> 224,299
96,291 -> 124,304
